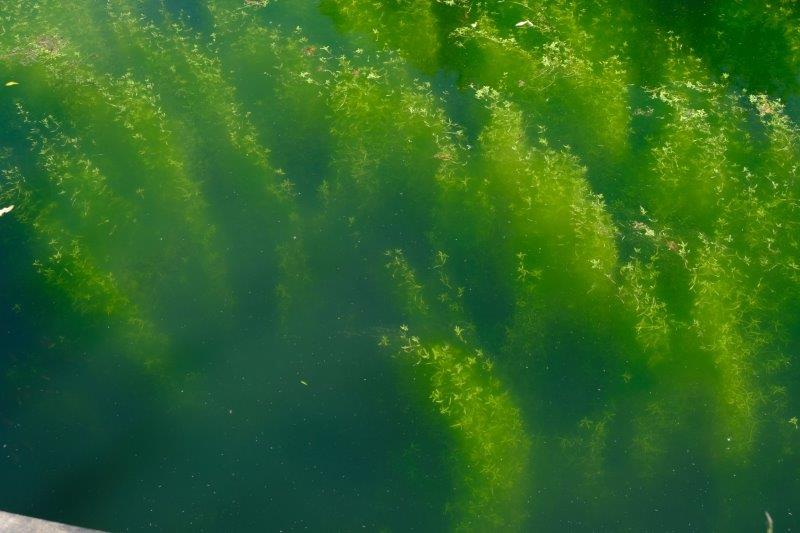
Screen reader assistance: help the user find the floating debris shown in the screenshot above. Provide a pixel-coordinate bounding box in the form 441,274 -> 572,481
4,81 -> 19,87
300,380 -> 308,386
514,20 -> 534,28
0,205 -> 14,217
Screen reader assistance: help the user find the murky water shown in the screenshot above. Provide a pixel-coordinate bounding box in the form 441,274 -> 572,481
1,1 -> 799,531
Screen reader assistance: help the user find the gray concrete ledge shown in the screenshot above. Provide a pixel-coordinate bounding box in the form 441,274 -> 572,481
0,511 -> 102,532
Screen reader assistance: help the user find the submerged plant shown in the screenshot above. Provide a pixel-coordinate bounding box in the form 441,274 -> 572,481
1,0 -> 800,530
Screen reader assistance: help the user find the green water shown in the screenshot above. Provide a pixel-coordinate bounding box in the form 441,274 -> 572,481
1,0 -> 799,531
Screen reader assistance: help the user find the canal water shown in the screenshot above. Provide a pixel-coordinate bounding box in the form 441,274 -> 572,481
1,1 -> 799,531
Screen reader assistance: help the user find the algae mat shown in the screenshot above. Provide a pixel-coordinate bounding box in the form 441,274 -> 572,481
1,0 -> 799,531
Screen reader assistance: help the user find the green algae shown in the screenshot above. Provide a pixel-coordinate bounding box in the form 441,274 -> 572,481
1,0 -> 800,531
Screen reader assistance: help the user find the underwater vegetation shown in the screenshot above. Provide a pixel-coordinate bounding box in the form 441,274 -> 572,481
1,0 -> 800,530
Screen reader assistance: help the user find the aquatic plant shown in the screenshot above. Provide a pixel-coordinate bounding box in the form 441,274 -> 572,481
1,0 -> 800,530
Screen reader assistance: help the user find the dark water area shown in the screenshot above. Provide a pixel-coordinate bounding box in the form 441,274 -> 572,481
1,1 -> 800,531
